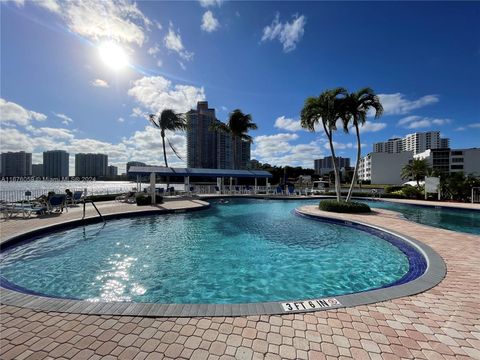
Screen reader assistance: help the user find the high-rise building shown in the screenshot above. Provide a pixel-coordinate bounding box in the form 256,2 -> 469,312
0,151 -> 32,177
32,164 -> 44,177
314,156 -> 350,176
186,101 -> 218,169
373,138 -> 404,153
75,153 -> 108,177
373,131 -> 449,155
186,101 -> 251,169
107,165 -> 118,177
43,150 -> 69,178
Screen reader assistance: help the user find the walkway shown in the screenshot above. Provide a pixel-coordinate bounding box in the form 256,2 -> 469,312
1,199 -> 479,359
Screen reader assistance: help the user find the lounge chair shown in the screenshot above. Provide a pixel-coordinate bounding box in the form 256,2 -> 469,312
115,191 -> 136,203
67,191 -> 83,206
8,203 -> 48,218
47,194 -> 67,213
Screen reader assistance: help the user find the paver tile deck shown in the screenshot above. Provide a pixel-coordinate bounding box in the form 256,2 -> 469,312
1,199 -> 479,359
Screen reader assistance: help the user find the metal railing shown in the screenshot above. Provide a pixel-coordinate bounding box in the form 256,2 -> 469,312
82,200 -> 106,223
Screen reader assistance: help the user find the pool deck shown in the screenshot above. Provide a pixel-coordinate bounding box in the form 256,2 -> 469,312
1,198 -> 480,359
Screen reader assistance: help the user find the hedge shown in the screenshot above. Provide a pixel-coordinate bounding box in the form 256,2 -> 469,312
319,200 -> 371,213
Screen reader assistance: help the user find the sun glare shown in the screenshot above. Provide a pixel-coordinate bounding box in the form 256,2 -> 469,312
98,41 -> 129,70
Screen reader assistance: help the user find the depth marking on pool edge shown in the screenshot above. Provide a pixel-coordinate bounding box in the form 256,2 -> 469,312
281,298 -> 341,312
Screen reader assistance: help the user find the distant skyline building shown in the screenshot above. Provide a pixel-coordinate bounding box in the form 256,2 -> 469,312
314,156 -> 350,176
373,131 -> 450,155
31,164 -> 44,177
0,151 -> 32,177
75,153 -> 108,177
107,165 -> 118,177
186,101 -> 251,169
43,150 -> 69,178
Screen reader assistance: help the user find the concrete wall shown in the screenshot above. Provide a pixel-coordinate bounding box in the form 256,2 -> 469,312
370,152 -> 413,185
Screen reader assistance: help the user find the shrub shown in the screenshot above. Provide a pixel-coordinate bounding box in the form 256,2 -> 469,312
401,185 -> 424,199
136,194 -> 163,206
319,200 -> 371,213
384,185 -> 403,194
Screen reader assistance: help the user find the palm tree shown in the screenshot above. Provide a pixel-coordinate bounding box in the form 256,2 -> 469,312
341,88 -> 383,202
401,159 -> 431,187
149,109 -> 187,186
210,109 -> 257,169
300,88 -> 347,202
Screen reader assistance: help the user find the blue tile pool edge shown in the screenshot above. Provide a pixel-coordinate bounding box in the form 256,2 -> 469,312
0,202 -> 447,317
293,210 -> 427,289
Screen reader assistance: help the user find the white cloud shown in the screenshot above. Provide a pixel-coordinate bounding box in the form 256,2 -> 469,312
28,0 -> 150,46
0,102 -> 190,173
164,25 -> 194,61
378,93 -> 439,115
252,133 -> 323,168
199,0 -> 222,7
91,79 -> 109,88
261,13 -> 306,53
37,0 -> 61,13
356,122 -> 387,133
30,126 -> 75,140
0,98 -> 47,126
118,117 -> 125,123
201,11 -> 220,32
157,59 -> 163,67
398,115 -> 452,129
128,76 -> 205,114
53,112 -> 73,125
274,116 -> 304,132
148,44 -> 160,56
0,127 -> 36,152
155,21 -> 162,30
131,107 -> 148,119
455,123 -> 480,131
11,0 -> 25,7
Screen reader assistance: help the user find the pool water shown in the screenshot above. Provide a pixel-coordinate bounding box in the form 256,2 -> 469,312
363,201 -> 480,235
0,199 -> 410,304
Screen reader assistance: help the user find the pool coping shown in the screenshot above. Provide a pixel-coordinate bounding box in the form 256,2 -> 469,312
0,202 -> 446,317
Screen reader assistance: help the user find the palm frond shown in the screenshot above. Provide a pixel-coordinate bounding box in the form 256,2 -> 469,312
167,137 -> 183,161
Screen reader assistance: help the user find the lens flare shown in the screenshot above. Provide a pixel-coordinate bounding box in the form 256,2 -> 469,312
98,41 -> 129,70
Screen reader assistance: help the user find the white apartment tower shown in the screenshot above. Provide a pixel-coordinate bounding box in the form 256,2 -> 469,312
373,131 -> 449,155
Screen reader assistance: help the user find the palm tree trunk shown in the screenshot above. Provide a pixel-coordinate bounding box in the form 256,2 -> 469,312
346,123 -> 361,202
161,131 -> 170,188
232,135 -> 237,170
322,122 -> 341,202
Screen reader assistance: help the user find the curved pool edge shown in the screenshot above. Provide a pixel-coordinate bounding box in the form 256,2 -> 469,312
0,202 -> 446,317
294,207 -> 446,310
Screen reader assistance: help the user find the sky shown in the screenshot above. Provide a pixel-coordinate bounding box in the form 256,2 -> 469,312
1,0 -> 479,174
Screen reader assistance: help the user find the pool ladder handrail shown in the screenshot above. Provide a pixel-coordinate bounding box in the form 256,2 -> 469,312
81,199 -> 106,223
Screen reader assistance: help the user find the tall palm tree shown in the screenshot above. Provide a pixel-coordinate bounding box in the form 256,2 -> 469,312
210,109 -> 257,169
300,87 -> 347,202
401,159 -> 431,187
149,109 -> 187,186
341,88 -> 383,202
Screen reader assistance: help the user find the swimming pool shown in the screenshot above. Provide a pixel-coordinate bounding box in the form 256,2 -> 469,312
362,200 -> 480,235
0,199 -> 419,304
